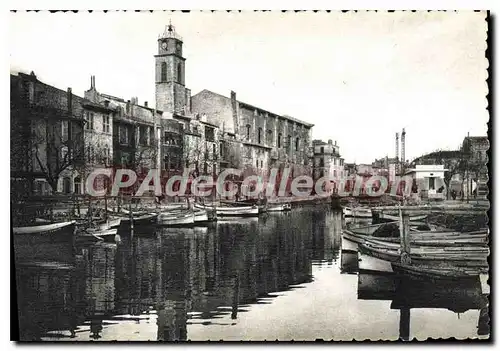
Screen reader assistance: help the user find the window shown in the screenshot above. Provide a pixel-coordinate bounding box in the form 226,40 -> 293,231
278,133 -> 282,148
205,126 -> 215,142
103,115 -> 110,133
267,130 -> 273,145
319,158 -> 324,167
220,142 -> 223,157
320,147 -> 324,154
62,177 -> 71,194
74,177 -> 81,194
120,125 -> 129,145
60,120 -> 69,142
61,146 -> 69,161
139,125 -> 148,146
256,159 -> 259,168
258,128 -> 262,144
429,177 -> 435,190
161,62 -> 167,82
213,144 -> 217,159
204,162 -> 208,174
246,125 -> 251,141
163,156 -> 168,170
295,137 -> 300,151
287,135 -> 291,149
177,63 -> 182,84
89,113 -> 94,130
260,160 -> 263,168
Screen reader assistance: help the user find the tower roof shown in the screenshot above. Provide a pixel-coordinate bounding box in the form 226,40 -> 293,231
158,21 -> 183,41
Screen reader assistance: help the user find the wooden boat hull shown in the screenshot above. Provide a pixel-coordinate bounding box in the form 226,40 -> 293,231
157,212 -> 195,226
119,213 -> 158,226
343,207 -> 372,218
359,242 -> 489,266
358,252 -> 394,274
266,203 -> 292,212
391,262 -> 486,282
194,203 -> 259,217
13,221 -> 76,264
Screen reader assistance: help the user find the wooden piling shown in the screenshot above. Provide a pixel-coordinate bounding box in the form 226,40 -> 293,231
399,307 -> 411,341
399,209 -> 411,265
129,199 -> 134,242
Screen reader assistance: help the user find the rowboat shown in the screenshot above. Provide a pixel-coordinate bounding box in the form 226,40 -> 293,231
343,228 -> 488,247
343,206 -> 372,218
13,220 -> 76,235
157,211 -> 195,226
194,203 -> 259,217
119,213 -> 158,226
358,240 -> 489,265
380,213 -> 428,222
94,229 -> 119,242
358,251 -> 394,274
391,262 -> 487,281
266,203 -> 292,212
13,221 -> 77,263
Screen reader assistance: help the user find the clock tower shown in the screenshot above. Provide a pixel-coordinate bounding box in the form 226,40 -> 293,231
155,23 -> 191,115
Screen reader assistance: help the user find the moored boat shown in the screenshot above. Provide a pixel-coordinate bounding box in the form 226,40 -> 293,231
343,228 -> 488,247
266,203 -> 292,212
157,211 -> 195,226
13,221 -> 77,264
119,212 -> 158,226
391,262 -> 487,282
194,203 -> 259,217
343,206 -> 372,218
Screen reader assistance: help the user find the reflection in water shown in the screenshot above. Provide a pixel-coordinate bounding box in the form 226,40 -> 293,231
13,206 -> 488,341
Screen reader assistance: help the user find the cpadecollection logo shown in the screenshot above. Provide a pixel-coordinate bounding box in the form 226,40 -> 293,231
85,168 -> 414,198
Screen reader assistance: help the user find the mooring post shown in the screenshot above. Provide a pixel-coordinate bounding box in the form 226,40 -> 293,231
129,199 -> 134,242
399,307 -> 411,341
399,209 -> 411,264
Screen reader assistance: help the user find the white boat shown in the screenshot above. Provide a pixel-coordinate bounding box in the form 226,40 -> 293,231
84,228 -> 118,242
194,203 -> 259,217
266,203 -> 292,212
380,213 -> 428,222
343,206 -> 372,218
13,220 -> 76,235
194,209 -> 209,223
157,211 -> 195,226
358,251 -> 394,274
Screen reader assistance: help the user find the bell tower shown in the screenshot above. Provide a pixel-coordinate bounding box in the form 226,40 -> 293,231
155,22 -> 190,115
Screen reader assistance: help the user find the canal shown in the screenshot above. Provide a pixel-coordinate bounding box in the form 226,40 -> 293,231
14,205 -> 486,341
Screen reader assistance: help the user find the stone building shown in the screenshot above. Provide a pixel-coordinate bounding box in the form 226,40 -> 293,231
10,72 -> 85,197
191,89 -> 314,180
312,139 -> 344,181
154,24 -> 220,179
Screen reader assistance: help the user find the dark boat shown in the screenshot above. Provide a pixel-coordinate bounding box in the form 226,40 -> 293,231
13,221 -> 77,264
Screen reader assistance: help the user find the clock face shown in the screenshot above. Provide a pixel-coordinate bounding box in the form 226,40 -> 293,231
161,41 -> 167,50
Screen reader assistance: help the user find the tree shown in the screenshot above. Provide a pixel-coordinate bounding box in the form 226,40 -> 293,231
32,117 -> 85,192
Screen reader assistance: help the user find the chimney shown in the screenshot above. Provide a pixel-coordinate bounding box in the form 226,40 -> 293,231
144,101 -> 148,107
335,140 -> 337,146
67,87 -> 73,115
328,139 -> 332,145
90,75 -> 95,89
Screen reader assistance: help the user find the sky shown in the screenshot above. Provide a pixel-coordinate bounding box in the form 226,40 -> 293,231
9,11 -> 488,164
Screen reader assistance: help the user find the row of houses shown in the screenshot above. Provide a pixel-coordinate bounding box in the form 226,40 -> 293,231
11,24 -> 323,198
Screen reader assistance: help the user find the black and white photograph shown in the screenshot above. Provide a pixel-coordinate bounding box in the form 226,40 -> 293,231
9,10 -> 490,341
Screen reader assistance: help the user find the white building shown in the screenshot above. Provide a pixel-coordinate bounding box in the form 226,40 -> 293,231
405,165 -> 447,200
